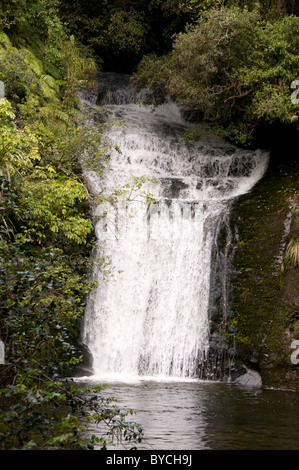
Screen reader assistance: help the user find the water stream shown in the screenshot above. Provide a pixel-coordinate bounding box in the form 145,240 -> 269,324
74,73 -> 299,451
75,378 -> 299,450
80,73 -> 269,382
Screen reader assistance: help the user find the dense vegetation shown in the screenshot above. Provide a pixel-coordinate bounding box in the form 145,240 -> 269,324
0,0 -> 298,449
0,0 -> 143,450
132,4 -> 299,146
130,1 -> 299,324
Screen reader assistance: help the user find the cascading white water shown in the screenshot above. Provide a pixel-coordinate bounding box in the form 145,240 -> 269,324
81,73 -> 269,381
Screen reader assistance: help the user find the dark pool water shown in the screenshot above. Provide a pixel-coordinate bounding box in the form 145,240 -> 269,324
76,377 -> 299,450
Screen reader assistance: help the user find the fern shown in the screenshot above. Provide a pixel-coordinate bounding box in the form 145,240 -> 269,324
286,239 -> 299,267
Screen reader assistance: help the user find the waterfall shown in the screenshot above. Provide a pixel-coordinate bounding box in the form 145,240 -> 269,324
81,73 -> 269,381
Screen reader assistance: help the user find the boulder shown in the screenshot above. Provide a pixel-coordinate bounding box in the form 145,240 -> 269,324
235,368 -> 262,388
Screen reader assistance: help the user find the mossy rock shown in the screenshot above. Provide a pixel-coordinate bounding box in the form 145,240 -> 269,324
230,157 -> 299,389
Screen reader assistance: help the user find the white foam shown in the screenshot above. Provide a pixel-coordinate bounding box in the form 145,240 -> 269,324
81,75 -> 269,380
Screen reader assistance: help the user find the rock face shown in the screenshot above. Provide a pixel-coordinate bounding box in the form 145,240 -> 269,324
230,152 -> 299,390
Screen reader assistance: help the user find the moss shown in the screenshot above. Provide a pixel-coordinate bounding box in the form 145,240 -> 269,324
230,158 -> 299,388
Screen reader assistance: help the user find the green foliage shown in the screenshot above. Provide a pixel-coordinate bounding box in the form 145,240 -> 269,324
106,175 -> 157,206
132,6 -> 299,145
105,10 -> 147,54
168,0 -> 223,18
0,42 -> 40,102
21,169 -> 93,245
0,246 -> 85,372
0,99 -> 96,247
59,1 -> 148,71
0,376 -> 143,450
0,0 -> 62,36
0,0 -> 144,451
0,99 -> 40,178
58,0 -> 299,74
59,0 -> 200,72
0,238 -> 142,450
